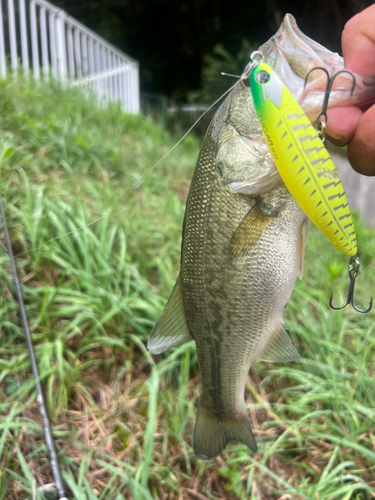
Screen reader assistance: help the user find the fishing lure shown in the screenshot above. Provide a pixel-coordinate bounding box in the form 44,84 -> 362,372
248,51 -> 372,313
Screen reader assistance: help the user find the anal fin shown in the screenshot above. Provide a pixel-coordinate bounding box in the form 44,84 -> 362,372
259,322 -> 300,362
147,275 -> 192,355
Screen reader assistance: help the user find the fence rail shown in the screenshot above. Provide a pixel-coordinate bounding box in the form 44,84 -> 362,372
0,0 -> 140,112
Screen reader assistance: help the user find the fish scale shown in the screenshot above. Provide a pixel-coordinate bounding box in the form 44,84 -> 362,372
250,62 -> 357,257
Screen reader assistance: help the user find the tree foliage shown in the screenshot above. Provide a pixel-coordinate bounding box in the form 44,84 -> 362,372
54,0 -> 374,98
189,40 -> 257,103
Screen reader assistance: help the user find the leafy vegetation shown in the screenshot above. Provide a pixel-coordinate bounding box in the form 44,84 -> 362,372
165,40 -> 257,138
190,40 -> 257,104
0,76 -> 375,500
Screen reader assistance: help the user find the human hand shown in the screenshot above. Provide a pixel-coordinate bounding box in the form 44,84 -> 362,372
326,3 -> 375,176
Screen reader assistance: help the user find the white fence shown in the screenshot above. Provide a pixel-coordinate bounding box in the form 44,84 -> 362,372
0,0 -> 140,113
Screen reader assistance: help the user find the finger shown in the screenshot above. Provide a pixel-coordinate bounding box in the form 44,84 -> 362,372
347,104 -> 375,176
326,106 -> 363,146
342,4 -> 375,76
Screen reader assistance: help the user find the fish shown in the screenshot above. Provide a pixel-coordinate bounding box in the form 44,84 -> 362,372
147,13 -> 375,460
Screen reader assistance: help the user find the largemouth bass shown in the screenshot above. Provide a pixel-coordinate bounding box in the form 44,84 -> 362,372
148,14 -> 375,460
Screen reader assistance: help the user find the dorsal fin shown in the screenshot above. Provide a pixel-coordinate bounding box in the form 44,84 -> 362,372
147,275 -> 192,354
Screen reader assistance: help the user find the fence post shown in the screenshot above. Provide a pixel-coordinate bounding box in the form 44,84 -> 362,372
0,0 -> 6,77
7,0 -> 17,69
49,12 -> 57,77
30,0 -> 40,79
19,0 -> 29,71
74,28 -> 82,79
88,37 -> 94,76
56,9 -> 67,79
40,7 -> 49,77
133,63 -> 140,113
81,34 -> 88,76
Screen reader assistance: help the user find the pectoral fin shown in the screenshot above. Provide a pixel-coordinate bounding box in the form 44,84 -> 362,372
259,322 -> 300,362
147,276 -> 192,354
228,199 -> 278,259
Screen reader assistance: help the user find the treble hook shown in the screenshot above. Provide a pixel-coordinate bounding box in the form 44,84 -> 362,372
304,67 -> 356,141
329,253 -> 373,313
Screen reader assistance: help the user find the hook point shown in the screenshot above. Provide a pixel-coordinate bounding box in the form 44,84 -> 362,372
353,296 -> 373,314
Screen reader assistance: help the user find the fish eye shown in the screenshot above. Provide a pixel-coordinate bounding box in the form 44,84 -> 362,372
256,71 -> 270,84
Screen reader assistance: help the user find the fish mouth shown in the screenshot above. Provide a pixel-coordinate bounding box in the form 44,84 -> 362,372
250,14 -> 375,121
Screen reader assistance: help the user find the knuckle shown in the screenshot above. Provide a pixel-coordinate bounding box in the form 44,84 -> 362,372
343,15 -> 360,39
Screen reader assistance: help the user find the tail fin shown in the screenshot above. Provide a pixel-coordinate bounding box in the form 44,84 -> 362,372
193,399 -> 257,461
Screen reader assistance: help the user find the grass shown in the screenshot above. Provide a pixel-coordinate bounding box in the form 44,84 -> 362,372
0,74 -> 374,500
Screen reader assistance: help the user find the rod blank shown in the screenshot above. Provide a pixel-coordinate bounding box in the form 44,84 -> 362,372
0,194 -> 68,500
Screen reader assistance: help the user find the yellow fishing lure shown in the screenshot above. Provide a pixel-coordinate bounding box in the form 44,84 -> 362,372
249,60 -> 357,257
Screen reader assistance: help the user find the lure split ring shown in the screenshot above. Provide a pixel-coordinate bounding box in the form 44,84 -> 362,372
246,51 -> 264,76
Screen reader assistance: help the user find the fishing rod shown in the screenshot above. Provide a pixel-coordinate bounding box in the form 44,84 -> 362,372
0,193 -> 68,500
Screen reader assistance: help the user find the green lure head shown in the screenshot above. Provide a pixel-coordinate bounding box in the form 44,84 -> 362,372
248,55 -> 284,115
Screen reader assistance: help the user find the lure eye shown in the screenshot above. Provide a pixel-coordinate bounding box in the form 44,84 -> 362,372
256,71 -> 270,84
